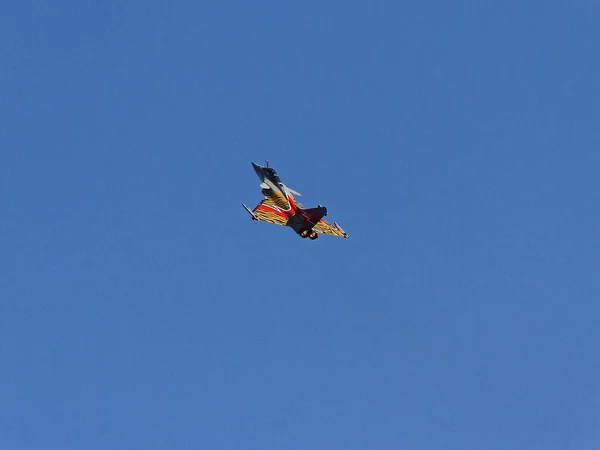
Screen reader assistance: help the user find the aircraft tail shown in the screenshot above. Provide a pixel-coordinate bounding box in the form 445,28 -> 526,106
301,206 -> 328,226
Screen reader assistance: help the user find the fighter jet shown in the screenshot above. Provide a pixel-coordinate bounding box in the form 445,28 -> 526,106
242,161 -> 349,240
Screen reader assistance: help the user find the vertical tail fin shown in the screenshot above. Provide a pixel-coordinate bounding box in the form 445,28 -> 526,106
301,206 -> 328,226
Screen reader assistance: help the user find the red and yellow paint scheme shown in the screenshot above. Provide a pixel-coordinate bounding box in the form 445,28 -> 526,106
243,162 -> 349,240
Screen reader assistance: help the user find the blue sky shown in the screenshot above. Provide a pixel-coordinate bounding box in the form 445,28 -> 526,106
2,1 -> 599,449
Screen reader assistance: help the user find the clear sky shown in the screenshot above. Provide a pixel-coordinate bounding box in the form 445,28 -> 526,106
2,1 -> 599,449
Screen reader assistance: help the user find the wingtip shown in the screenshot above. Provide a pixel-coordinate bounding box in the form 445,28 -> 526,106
334,222 -> 349,238
242,204 -> 259,220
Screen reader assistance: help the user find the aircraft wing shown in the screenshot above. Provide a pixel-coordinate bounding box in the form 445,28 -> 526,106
250,200 -> 288,226
312,219 -> 349,238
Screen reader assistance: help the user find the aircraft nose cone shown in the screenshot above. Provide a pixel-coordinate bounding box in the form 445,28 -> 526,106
251,162 -> 264,179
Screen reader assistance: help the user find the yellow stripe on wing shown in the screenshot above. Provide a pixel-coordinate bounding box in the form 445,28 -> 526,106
312,219 -> 348,238
252,208 -> 288,226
